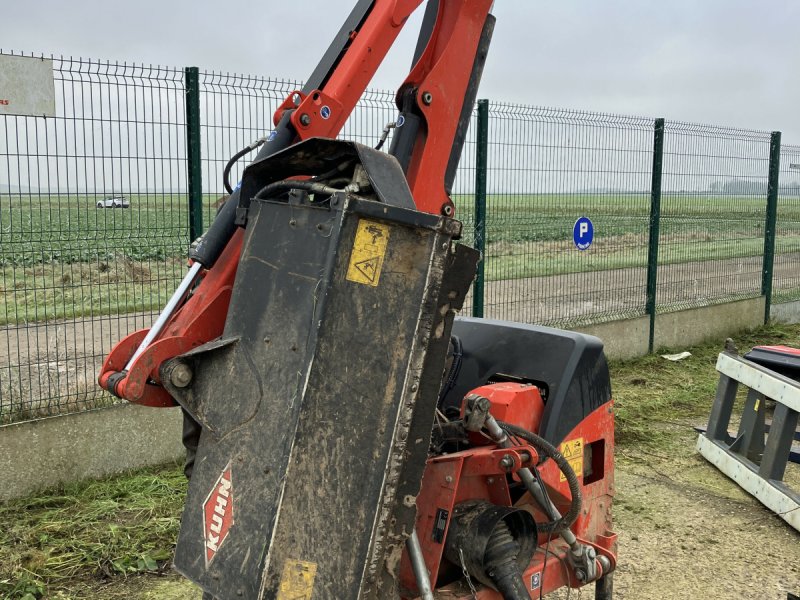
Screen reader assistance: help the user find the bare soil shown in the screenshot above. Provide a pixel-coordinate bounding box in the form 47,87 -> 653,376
6,254 -> 800,420
485,254 -> 800,325
611,426 -> 799,600
507,424 -> 800,600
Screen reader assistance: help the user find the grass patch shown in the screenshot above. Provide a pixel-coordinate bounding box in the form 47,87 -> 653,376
0,258 -> 185,326
612,321 -> 800,450
484,232 -> 800,280
0,463 -> 187,599
0,194 -> 222,268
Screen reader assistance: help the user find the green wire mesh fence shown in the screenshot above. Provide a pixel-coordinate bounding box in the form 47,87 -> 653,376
198,71 -> 302,220
479,104 -> 654,327
0,51 -> 795,424
657,122 -> 772,312
775,144 -> 800,302
1,54 -> 189,423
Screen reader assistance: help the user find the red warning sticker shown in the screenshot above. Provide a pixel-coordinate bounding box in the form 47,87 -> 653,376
203,462 -> 234,567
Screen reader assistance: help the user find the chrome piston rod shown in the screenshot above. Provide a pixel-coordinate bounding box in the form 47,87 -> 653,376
406,529 -> 434,600
124,262 -> 203,370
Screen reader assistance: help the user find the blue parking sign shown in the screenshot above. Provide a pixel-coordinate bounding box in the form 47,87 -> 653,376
573,217 -> 594,251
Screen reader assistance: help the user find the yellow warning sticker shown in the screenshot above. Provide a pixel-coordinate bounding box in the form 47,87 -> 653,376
276,559 -> 317,600
754,397 -> 761,412
559,437 -> 584,482
346,219 -> 390,287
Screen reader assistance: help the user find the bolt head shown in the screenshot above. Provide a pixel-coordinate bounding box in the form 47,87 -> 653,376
299,113 -> 311,126
421,91 -> 433,105
170,363 -> 193,388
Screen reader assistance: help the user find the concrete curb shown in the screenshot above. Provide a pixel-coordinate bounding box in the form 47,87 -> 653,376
0,403 -> 184,502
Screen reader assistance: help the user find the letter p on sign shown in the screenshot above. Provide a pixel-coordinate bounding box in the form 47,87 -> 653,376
573,217 -> 594,251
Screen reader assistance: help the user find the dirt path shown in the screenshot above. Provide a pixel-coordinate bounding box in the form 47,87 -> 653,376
0,311 -> 152,419
611,428 -> 800,599
485,252 -> 800,324
527,424 -> 800,600
3,253 -> 800,420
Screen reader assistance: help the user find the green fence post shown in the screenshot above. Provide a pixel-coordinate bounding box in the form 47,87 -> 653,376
762,131 -> 782,323
473,99 -> 489,318
646,118 -> 665,353
185,66 -> 203,242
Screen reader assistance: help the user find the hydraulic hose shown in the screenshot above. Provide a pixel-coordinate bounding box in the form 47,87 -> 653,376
253,179 -> 344,201
223,137 -> 268,194
497,420 -> 583,534
438,335 -> 463,407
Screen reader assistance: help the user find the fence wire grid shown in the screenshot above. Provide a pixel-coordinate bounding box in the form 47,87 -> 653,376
1,54 -> 189,423
657,122 -> 772,312
775,144 -> 800,302
0,51 -> 795,423
479,104 -> 654,327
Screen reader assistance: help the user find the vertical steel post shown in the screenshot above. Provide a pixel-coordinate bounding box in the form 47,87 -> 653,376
646,118 -> 665,353
472,99 -> 489,318
185,66 -> 203,242
762,131 -> 782,323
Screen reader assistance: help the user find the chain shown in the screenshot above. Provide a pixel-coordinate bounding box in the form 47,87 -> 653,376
458,547 -> 479,600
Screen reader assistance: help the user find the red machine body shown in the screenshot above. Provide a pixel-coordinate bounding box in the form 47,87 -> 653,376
400,383 -> 616,599
98,1 -> 618,597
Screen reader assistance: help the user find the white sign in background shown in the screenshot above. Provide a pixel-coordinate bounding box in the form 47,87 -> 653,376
0,55 -> 56,118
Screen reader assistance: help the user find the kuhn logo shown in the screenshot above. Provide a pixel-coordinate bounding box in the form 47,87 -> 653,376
203,463 -> 234,567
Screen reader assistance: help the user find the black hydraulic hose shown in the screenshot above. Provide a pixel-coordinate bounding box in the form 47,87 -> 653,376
498,420 -> 582,534
190,113 -> 296,269
438,335 -> 463,407
253,179 -> 344,201
222,146 -> 252,194
223,137 -> 268,194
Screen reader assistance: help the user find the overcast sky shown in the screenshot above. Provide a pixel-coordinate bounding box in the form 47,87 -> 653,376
2,0 -> 798,142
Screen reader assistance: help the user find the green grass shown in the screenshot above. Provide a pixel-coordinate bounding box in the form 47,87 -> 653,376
612,321 -> 800,450
486,233 -> 800,280
452,192 -> 800,279
3,192 -> 800,325
4,192 -> 794,268
0,258 -> 186,326
0,193 -> 218,325
0,463 -> 187,599
4,322 -> 800,598
0,194 -> 225,267
454,192 -> 800,242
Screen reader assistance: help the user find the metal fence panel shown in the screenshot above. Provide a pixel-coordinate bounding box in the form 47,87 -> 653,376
657,122 -> 772,313
1,54 -> 188,423
480,103 -> 654,327
198,71 -> 300,220
1,51 -> 796,425
774,144 -> 800,302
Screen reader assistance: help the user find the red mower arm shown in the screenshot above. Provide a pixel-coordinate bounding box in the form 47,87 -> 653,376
99,0 -> 495,406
